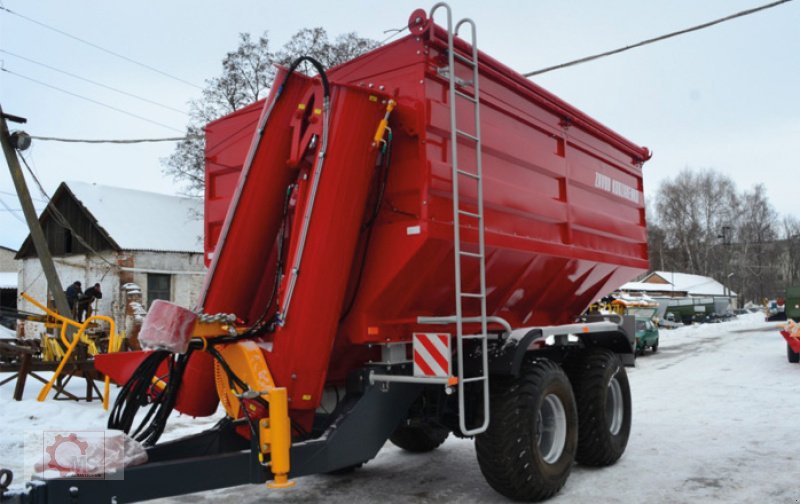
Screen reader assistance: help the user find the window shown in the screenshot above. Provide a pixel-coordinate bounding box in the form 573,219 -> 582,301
147,274 -> 172,307
64,229 -> 73,254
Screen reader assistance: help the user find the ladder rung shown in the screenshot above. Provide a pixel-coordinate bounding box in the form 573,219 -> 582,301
456,129 -> 479,142
453,52 -> 476,67
456,169 -> 480,180
458,209 -> 482,219
462,376 -> 486,383
460,292 -> 485,299
458,250 -> 483,258
455,90 -> 477,103
462,334 -> 488,340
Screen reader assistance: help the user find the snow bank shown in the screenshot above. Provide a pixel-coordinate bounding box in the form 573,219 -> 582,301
1,313 -> 796,503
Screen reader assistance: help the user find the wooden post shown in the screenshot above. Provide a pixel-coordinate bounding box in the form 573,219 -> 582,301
0,104 -> 72,319
13,353 -> 31,401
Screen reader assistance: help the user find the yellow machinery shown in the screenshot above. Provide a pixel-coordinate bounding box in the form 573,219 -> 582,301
20,292 -> 121,410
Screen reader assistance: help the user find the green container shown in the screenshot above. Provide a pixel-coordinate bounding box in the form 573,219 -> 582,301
786,286 -> 800,321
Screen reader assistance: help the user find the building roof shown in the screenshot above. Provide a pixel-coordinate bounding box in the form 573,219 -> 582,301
617,281 -> 687,295
621,271 -> 736,297
0,272 -> 17,289
65,182 -> 203,254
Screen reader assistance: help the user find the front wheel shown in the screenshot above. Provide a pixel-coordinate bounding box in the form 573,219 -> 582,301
568,349 -> 632,467
389,422 -> 449,453
788,343 -> 800,363
475,358 -> 578,502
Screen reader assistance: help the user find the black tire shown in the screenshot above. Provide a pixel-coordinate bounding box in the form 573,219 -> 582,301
389,422 -> 449,453
651,340 -> 659,353
475,358 -> 578,502
788,343 -> 800,363
568,349 -> 632,467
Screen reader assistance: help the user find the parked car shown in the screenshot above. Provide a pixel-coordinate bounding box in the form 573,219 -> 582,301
635,317 -> 660,355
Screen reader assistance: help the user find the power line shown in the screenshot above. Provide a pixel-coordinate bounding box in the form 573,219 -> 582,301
2,67 -> 184,133
524,0 -> 794,77
31,135 -> 190,144
0,5 -> 202,90
0,197 -> 25,222
0,49 -> 188,115
0,188 -> 46,202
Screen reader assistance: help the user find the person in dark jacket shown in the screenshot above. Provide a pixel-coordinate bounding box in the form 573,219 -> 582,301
65,281 -> 82,318
77,283 -> 102,322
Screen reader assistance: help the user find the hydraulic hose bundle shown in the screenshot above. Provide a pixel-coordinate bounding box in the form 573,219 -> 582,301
107,350 -> 192,446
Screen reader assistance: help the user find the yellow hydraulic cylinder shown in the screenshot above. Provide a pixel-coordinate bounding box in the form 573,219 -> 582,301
264,387 -> 295,489
372,99 -> 396,148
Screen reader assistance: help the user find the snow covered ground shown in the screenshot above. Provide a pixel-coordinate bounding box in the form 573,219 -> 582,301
2,312 -> 798,503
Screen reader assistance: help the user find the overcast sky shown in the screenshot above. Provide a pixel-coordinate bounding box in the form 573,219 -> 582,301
1,0 -> 798,250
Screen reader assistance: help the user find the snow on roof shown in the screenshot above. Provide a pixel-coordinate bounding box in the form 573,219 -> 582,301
618,281 -> 678,293
0,272 -> 17,289
66,181 -> 203,253
651,271 -> 735,297
621,271 -> 736,297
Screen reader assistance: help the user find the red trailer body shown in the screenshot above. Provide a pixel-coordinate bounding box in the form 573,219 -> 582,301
24,7 -> 655,502
200,14 -> 650,421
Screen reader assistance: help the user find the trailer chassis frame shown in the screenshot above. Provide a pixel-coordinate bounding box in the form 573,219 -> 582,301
1,376 -> 423,504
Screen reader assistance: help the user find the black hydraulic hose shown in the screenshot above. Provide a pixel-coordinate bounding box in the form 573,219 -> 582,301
236,183 -> 295,339
108,349 -> 193,447
340,132 -> 394,322
284,56 -> 330,99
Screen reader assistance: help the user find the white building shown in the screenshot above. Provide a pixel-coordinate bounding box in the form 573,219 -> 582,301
0,246 -> 19,330
15,182 -> 206,338
620,271 -> 736,299
619,271 -> 737,321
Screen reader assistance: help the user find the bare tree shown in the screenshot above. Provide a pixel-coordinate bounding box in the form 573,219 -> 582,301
782,216 -> 800,285
648,167 -> 800,303
163,29 -> 378,196
735,184 -> 779,302
654,168 -> 738,276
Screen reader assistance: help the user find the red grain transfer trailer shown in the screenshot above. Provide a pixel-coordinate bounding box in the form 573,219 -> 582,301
23,4 -> 651,503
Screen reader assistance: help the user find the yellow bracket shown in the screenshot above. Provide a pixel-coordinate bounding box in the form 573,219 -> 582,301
212,341 -> 294,489
192,320 -> 246,338
263,387 -> 295,489
23,292 -> 119,410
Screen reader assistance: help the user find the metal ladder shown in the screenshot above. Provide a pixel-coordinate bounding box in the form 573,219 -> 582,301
429,2 -> 490,437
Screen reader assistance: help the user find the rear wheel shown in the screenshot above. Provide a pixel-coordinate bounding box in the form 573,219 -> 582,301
568,349 -> 632,466
651,340 -> 659,353
475,358 -> 577,502
788,343 -> 800,363
389,422 -> 449,453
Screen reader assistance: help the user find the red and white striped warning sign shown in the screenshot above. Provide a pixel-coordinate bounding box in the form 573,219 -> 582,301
413,333 -> 451,378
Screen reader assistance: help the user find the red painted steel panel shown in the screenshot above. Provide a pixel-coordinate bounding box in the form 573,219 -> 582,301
198,12 -> 651,423
204,101 -> 262,266
262,85 -> 388,410
202,70 -> 313,322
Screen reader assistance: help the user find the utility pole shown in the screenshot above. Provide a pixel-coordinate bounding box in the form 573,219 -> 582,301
719,225 -> 733,311
0,103 -> 72,319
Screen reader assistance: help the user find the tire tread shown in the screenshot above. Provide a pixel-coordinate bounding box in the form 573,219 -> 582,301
476,359 -> 576,502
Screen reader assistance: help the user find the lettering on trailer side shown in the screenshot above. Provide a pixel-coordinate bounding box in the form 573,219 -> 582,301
594,172 -> 640,204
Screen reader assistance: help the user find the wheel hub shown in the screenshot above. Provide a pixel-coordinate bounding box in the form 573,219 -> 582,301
537,393 -> 567,464
607,376 -> 624,435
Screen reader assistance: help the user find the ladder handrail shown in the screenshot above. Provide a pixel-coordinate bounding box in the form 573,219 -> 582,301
430,2 -> 490,437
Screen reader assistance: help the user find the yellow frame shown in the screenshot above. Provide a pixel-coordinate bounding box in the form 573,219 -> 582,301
21,292 -> 119,410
